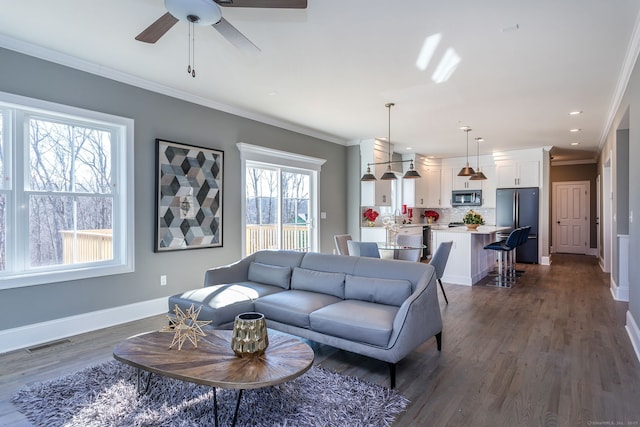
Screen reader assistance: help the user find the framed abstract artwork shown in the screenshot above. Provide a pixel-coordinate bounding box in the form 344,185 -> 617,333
155,139 -> 223,252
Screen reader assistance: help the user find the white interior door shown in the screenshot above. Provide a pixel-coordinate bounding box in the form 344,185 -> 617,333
553,181 -> 589,254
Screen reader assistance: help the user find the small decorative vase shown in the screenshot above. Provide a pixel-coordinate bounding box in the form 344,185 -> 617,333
231,312 -> 269,358
465,224 -> 480,230
427,217 -> 434,224
365,221 -> 376,227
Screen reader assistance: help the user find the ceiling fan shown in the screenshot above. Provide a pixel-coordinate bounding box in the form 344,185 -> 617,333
136,0 -> 307,53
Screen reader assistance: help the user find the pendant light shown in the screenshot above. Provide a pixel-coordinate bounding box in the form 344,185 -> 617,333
361,165 -> 377,181
360,102 -> 421,181
457,126 -> 476,176
380,103 -> 397,180
403,160 -> 421,179
469,136 -> 487,180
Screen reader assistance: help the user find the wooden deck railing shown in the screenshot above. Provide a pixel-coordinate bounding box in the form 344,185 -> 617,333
59,229 -> 113,264
245,224 -> 309,256
60,225 -> 309,262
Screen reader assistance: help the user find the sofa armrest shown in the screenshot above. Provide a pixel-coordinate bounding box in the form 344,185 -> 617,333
386,265 -> 442,354
203,254 -> 256,287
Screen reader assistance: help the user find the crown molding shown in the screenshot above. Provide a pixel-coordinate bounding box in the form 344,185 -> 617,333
0,34 -> 348,146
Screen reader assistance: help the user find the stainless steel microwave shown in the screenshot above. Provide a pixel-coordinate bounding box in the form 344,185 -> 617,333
451,190 -> 482,206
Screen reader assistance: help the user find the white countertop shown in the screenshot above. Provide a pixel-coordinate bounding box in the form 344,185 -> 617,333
432,225 -> 510,235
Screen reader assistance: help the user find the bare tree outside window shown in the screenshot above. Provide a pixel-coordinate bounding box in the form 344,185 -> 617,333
28,118 -> 113,267
245,164 -> 311,255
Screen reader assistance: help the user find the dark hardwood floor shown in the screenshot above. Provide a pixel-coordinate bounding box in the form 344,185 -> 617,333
1,254 -> 639,426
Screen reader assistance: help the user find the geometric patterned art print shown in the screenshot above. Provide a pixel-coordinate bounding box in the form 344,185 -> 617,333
155,139 -> 223,252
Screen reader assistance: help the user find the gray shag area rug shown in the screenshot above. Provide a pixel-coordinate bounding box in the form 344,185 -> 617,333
12,360 -> 409,427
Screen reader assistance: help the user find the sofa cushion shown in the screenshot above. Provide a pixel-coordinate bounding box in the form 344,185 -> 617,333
255,290 -> 342,328
290,267 -> 345,298
248,262 -> 291,289
169,285 -> 254,327
309,300 -> 399,347
344,275 -> 412,307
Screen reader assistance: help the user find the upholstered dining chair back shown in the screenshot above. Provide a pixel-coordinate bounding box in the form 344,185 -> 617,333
334,234 -> 352,255
347,241 -> 381,258
395,234 -> 423,262
429,241 -> 454,304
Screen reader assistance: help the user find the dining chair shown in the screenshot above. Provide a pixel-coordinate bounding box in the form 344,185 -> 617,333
347,241 -> 381,258
334,234 -> 352,255
395,234 -> 423,262
429,241 -> 453,304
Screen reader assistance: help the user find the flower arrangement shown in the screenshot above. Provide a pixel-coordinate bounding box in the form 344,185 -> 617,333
362,208 -> 379,225
463,210 -> 485,225
382,216 -> 400,244
422,210 -> 440,223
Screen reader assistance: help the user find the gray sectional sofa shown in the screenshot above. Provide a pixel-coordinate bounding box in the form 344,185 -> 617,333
168,250 -> 442,387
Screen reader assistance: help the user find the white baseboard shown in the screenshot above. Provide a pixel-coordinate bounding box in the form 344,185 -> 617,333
626,311 -> 640,364
540,255 -> 552,265
0,297 -> 168,354
587,248 -> 598,256
610,277 -> 630,302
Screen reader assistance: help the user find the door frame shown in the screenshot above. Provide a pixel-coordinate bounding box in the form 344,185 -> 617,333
551,180 -> 590,254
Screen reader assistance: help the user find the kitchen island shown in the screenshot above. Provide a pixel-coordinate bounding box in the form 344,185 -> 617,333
431,225 -> 510,285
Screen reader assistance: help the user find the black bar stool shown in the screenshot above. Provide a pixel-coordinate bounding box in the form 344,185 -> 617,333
484,228 -> 522,287
514,226 -> 531,277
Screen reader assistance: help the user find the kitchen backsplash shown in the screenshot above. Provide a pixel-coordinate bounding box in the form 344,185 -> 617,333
361,206 -> 496,226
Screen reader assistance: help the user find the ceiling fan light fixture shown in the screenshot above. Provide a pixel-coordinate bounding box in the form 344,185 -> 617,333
164,0 -> 222,25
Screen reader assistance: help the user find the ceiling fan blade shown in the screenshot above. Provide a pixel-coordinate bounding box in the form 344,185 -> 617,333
213,17 -> 261,54
135,12 -> 179,43
214,0 -> 307,8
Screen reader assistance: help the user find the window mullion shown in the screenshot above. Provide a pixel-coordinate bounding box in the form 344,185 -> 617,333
12,110 -> 28,273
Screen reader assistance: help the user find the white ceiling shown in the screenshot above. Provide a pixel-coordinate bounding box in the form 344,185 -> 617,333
1,0 -> 639,162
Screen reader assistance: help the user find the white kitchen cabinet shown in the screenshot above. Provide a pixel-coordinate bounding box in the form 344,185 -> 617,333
423,166 -> 442,207
479,165 -> 496,208
360,227 -> 386,243
402,155 -> 441,208
496,160 -> 539,188
441,167 -> 453,208
361,140 -> 395,206
452,171 -> 483,190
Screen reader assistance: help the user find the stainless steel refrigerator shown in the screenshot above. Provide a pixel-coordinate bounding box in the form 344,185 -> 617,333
496,187 -> 539,263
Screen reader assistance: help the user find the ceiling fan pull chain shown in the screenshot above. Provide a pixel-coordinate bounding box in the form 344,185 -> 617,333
191,24 -> 196,78
187,21 -> 192,75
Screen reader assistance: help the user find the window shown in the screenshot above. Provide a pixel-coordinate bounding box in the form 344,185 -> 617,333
238,143 -> 325,256
0,91 -> 134,289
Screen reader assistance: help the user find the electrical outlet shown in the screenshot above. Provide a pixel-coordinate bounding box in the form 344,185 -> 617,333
160,275 -> 167,286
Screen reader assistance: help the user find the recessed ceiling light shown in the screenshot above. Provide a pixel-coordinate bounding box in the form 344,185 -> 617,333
569,128 -> 581,132
571,142 -> 580,146
569,110 -> 583,115
406,147 -> 413,150
268,91 -> 278,96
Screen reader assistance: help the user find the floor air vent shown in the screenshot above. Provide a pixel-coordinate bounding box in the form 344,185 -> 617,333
26,339 -> 71,353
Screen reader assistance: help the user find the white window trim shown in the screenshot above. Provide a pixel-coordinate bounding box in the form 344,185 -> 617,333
237,142 -> 325,256
0,90 -> 135,289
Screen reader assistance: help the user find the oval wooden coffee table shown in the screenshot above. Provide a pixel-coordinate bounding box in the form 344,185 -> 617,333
113,328 -> 314,427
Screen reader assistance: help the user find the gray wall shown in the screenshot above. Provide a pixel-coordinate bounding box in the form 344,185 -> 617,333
599,51 -> 639,328
0,47 -> 348,330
